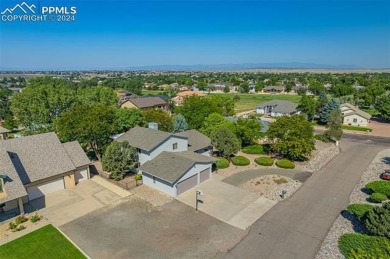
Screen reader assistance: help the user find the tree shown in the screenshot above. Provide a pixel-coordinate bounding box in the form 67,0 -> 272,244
55,104 -> 117,160
223,85 -> 230,93
374,94 -> 390,120
298,94 -> 317,120
0,89 -> 12,120
102,141 -> 138,180
141,109 -> 172,132
211,127 -> 241,158
2,115 -> 17,131
317,91 -> 328,112
115,108 -> 145,133
285,81 -> 295,93
267,115 -> 315,161
76,86 -> 118,106
319,99 -> 340,124
172,113 -> 188,132
324,109 -> 343,140
235,118 -> 262,146
200,113 -> 236,137
239,82 -> 249,93
332,84 -> 355,97
364,202 -> 390,239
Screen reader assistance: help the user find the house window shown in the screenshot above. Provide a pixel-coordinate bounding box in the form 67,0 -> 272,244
173,143 -> 178,150
153,176 -> 156,183
353,118 -> 357,123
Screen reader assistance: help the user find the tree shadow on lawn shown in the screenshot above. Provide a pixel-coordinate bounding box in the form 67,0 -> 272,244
340,210 -> 367,234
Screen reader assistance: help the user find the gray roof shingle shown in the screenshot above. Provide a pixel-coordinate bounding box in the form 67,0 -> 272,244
257,100 -> 298,114
63,141 -> 91,168
340,103 -> 371,120
0,148 -> 27,203
116,126 -> 186,152
127,97 -> 166,109
176,130 -> 211,152
140,151 -> 215,184
0,132 -> 76,185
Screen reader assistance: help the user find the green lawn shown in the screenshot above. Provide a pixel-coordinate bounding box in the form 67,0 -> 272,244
210,93 -> 301,112
341,125 -> 372,132
0,225 -> 85,259
142,90 -> 163,95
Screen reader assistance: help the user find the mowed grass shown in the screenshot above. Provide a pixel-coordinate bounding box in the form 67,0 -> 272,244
0,224 -> 85,259
210,93 -> 301,112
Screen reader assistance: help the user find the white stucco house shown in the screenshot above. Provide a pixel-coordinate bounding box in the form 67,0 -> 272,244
256,100 -> 300,117
116,126 -> 215,197
340,103 -> 371,127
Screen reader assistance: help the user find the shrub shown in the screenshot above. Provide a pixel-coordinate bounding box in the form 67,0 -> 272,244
366,181 -> 390,196
231,156 -> 250,166
242,144 -> 269,155
15,215 -> 28,225
12,225 -> 26,232
364,202 -> 390,239
314,134 -> 331,143
30,213 -> 41,223
338,233 -> 390,259
273,177 -> 288,185
276,159 -> 295,169
8,222 -> 17,230
369,192 -> 388,203
254,156 -> 274,166
134,174 -> 142,181
347,203 -> 374,220
216,158 -> 230,169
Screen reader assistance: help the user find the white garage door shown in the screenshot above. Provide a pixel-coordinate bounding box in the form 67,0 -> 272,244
27,178 -> 65,201
75,169 -> 88,183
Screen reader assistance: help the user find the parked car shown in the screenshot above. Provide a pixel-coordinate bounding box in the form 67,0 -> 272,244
380,170 -> 390,180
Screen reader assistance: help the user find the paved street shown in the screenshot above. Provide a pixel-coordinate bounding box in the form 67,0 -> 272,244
218,139 -> 388,259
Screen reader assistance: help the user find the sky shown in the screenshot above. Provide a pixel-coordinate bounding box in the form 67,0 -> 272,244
0,0 -> 389,70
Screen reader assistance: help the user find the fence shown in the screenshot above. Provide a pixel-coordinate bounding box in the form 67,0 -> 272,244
90,164 -> 138,190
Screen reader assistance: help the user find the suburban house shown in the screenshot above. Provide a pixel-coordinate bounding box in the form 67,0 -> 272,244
0,133 -> 90,215
262,85 -> 285,94
116,126 -> 215,197
172,91 -> 205,105
120,96 -> 167,110
340,103 -> 371,127
0,126 -> 10,140
256,100 -> 299,117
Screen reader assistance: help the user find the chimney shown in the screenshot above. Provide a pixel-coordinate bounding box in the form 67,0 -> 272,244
148,122 -> 158,130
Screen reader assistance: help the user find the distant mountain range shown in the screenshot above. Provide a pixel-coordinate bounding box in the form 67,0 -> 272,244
1,62 -> 389,72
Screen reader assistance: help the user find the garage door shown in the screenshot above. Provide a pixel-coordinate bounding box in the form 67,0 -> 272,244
199,168 -> 210,183
27,178 -> 65,201
75,169 -> 88,183
177,174 -> 198,195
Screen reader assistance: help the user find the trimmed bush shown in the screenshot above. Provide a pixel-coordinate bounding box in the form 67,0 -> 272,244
231,156 -> 250,166
242,144 -> 269,155
369,192 -> 388,203
275,159 -> 295,169
347,203 -> 374,220
30,213 -> 41,223
364,202 -> 390,239
338,233 -> 390,258
216,158 -> 230,169
366,180 -> 390,196
254,156 -> 274,166
314,134 -> 331,143
15,216 -> 28,225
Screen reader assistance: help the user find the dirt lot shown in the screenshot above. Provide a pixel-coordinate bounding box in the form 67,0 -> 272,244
60,196 -> 246,259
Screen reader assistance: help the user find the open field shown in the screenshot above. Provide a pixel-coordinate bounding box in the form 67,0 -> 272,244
0,225 -> 85,259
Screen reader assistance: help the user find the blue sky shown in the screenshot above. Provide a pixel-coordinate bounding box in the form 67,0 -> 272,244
0,0 -> 389,70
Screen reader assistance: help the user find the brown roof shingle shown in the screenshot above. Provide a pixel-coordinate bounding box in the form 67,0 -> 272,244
127,97 -> 166,109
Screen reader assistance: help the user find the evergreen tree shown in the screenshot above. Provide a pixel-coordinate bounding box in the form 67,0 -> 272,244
173,113 -> 189,132
317,91 -> 328,112
319,99 -> 339,124
364,202 -> 390,239
211,127 -> 241,158
324,109 -> 343,140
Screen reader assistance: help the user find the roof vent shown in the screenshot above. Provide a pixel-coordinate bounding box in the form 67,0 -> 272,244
148,122 -> 158,131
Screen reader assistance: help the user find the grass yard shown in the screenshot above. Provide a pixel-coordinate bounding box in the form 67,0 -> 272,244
210,93 -> 301,112
0,224 -> 85,259
341,125 -> 372,132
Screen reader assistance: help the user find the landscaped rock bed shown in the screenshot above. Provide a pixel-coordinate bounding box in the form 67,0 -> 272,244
315,149 -> 390,259
304,143 -> 340,173
240,175 -> 302,201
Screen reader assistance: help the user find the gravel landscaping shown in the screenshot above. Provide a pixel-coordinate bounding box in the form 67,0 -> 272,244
240,175 -> 302,201
304,144 -> 340,173
315,149 -> 390,259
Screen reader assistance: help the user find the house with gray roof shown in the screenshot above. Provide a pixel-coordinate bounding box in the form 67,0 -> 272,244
0,132 -> 90,216
116,126 -> 214,197
340,103 -> 371,127
256,100 -> 299,117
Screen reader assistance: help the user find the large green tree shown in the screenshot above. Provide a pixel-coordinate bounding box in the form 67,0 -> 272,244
267,115 -> 315,161
55,104 -> 117,160
324,109 -> 343,140
298,94 -> 317,120
200,113 -> 236,137
102,141 -> 138,180
374,94 -> 390,120
76,86 -> 118,106
211,127 -> 241,158
319,99 -> 340,124
235,118 -> 262,146
115,108 -> 145,133
141,109 -> 173,132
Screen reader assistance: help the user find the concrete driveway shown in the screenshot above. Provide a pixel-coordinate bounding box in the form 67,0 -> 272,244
27,178 -> 127,226
176,177 -> 276,230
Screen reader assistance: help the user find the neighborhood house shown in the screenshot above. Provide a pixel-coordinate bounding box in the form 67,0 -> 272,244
120,96 -> 167,110
340,103 -> 371,127
0,133 -> 90,215
116,126 -> 215,197
256,100 -> 299,117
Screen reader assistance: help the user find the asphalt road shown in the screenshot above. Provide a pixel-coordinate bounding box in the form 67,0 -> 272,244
218,139 -> 387,259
